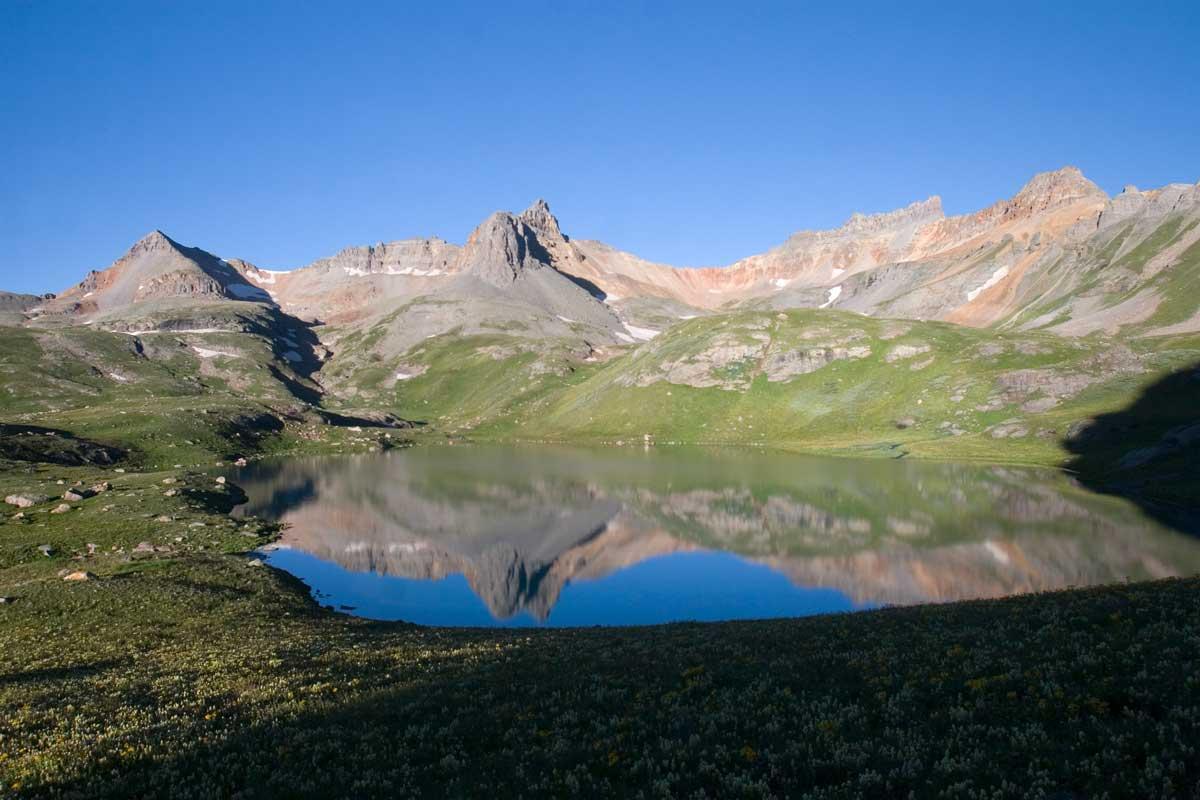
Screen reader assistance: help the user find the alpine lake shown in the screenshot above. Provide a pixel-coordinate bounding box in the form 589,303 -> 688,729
229,444 -> 1200,627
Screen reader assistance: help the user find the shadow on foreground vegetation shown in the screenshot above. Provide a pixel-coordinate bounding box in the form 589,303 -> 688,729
9,558 -> 1200,799
0,424 -> 125,467
1064,359 -> 1200,535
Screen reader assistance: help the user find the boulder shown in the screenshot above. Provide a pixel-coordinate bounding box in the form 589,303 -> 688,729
61,570 -> 93,582
50,503 -> 72,514
5,494 -> 49,508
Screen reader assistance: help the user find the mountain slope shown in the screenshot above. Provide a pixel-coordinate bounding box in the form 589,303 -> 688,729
35,231 -> 271,323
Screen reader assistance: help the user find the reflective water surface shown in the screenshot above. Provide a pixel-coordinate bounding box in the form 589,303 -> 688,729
231,445 -> 1200,627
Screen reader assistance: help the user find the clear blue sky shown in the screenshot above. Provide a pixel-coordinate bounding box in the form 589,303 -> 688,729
2,1 -> 1198,295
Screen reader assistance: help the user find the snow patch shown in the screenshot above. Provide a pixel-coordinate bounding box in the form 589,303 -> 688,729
192,346 -> 239,359
831,268 -> 846,279
966,266 -> 1010,302
556,315 -> 576,324
343,267 -> 369,277
985,540 -> 1011,565
603,293 -> 622,303
382,266 -> 447,276
226,283 -> 271,301
614,332 -> 635,343
819,285 -> 842,309
679,314 -> 698,320
394,372 -> 416,381
120,327 -> 229,336
624,324 -> 660,341
282,350 -> 302,363
772,278 -> 792,289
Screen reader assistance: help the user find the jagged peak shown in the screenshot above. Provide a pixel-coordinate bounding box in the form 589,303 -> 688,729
461,209 -> 550,286
518,198 -> 562,240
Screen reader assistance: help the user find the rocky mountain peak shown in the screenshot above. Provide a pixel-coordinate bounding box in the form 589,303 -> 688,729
1012,166 -> 1106,210
128,229 -> 183,257
518,198 -> 563,240
459,211 -> 551,287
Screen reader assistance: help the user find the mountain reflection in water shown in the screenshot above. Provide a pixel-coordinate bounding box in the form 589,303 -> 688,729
230,445 -> 1200,627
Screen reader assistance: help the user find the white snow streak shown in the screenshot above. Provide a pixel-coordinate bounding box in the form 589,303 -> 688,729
965,266 -> 1010,302
819,285 -> 842,309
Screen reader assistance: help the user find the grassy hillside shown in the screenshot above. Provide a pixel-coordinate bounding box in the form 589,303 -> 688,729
4,304 -> 1198,502
500,309 -> 1196,463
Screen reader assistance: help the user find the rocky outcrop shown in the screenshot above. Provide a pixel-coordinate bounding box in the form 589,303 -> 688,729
298,238 -> 460,279
458,211 -> 552,287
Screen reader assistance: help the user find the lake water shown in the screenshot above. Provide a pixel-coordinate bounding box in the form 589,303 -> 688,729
230,444 -> 1200,627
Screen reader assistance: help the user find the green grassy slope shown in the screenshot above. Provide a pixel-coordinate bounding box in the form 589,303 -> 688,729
507,309 -> 1199,464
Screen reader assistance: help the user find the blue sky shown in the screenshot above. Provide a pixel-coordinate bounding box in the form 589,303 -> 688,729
2,1 -> 1198,294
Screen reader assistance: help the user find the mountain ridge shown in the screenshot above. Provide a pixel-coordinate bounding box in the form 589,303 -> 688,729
20,165 -> 1197,335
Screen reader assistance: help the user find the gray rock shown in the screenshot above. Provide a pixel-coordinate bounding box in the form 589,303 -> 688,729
884,343 -> 931,363
5,494 -> 49,508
